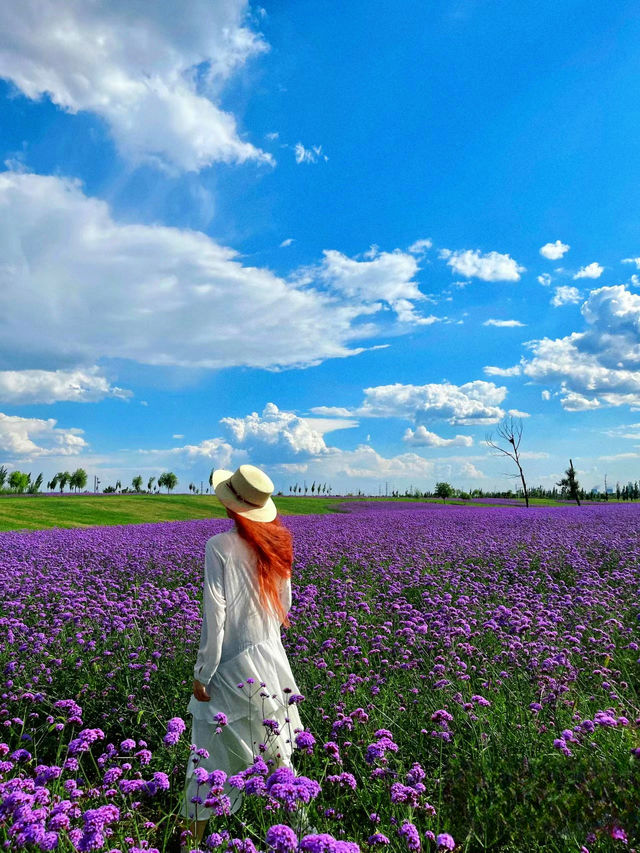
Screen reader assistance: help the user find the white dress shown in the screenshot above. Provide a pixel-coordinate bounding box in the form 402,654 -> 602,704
182,527 -> 303,820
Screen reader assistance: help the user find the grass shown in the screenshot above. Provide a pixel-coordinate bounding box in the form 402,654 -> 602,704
0,492 -> 605,533
0,493 -> 341,532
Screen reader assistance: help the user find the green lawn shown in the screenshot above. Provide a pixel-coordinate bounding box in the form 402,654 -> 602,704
0,493 -> 341,532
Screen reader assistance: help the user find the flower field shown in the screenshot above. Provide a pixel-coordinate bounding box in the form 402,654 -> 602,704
1,503 -> 639,852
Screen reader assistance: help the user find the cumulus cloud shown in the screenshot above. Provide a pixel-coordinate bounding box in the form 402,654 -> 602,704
220,403 -> 329,458
574,262 -> 603,280
403,426 -> 473,447
539,240 -> 570,260
483,365 -> 521,377
0,0 -> 271,172
0,367 -> 131,405
0,412 -> 87,458
622,257 -> 640,268
522,285 -> 640,410
551,285 -> 581,307
483,319 -> 525,328
0,172 -> 434,372
347,380 -> 507,425
439,248 -> 525,281
537,273 -> 552,286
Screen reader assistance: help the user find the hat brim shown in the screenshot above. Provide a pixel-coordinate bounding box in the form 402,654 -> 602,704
212,469 -> 277,522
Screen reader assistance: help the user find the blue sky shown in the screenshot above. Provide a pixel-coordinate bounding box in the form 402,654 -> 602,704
1,0 -> 640,494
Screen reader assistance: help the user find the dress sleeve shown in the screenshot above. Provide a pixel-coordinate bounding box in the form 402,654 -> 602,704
193,540 -> 227,685
279,576 -> 292,624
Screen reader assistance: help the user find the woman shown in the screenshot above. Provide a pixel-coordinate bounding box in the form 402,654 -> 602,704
180,464 -> 303,847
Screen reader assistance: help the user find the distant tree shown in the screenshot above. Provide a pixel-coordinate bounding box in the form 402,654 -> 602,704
435,481 -> 454,503
115,479 -> 122,492
103,485 -> 117,493
70,468 -> 87,492
209,468 -> 214,488
56,471 -> 70,493
0,465 -> 7,490
311,481 -> 316,495
9,470 -> 29,493
485,416 -> 530,508
147,476 -> 156,492
28,473 -> 44,494
557,459 -> 581,506
158,472 -> 178,493
132,475 -> 144,493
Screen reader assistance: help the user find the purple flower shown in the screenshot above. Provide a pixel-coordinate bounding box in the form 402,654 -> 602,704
367,835 -> 390,846
326,773 -> 357,791
266,824 -> 299,852
436,833 -> 456,850
295,731 -> 316,754
163,717 -> 186,746
300,833 -> 340,853
398,822 -> 420,851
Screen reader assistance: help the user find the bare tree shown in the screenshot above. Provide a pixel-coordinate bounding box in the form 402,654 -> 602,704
485,416 -> 530,508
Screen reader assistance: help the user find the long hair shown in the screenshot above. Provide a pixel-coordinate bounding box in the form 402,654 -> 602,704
228,511 -> 293,627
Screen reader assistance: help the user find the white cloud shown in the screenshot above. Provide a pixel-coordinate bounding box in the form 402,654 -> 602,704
0,172 -> 426,372
0,367 -> 131,404
439,248 -> 525,281
309,406 -> 354,418
312,246 -> 437,325
483,319 -> 525,328
221,402 -> 329,457
0,0 -> 271,172
407,238 -> 432,255
507,408 -> 529,418
551,285 -> 581,307
537,273 -> 552,287
279,238 -> 295,248
522,285 -> 640,410
302,417 -> 359,435
539,240 -> 570,260
172,434 -> 184,439
541,390 -> 551,400
294,143 -> 327,164
174,438 -> 238,469
483,365 -> 521,377
403,426 -> 473,447
622,258 -> 640,268
353,380 -> 507,425
0,412 -> 87,459
574,262 -> 603,280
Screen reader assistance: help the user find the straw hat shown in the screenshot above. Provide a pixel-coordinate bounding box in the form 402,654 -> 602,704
212,464 -> 277,522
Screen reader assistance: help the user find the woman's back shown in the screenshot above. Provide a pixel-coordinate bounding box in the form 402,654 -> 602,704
210,528 -> 288,661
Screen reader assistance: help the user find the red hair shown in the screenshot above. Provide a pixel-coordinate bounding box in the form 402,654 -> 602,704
228,511 -> 293,627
